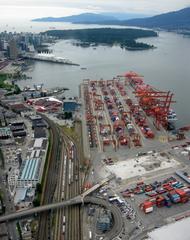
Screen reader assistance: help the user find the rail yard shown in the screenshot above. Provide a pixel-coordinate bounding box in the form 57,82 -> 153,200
36,116 -> 82,240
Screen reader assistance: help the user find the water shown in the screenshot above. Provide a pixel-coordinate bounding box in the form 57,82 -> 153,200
1,20 -> 190,127
0,19 -> 132,33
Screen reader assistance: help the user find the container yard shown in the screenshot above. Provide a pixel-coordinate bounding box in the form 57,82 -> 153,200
81,72 -> 181,154
119,172 -> 190,229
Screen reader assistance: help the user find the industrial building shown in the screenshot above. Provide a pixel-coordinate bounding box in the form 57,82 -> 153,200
33,138 -> 44,149
14,188 -> 35,206
34,127 -> 46,138
63,100 -> 79,112
16,137 -> 47,188
30,115 -> 47,128
29,115 -> 47,138
27,97 -> 62,112
8,102 -> 29,113
17,158 -> 41,188
0,127 -> 12,139
97,213 -> 112,232
10,121 -> 27,137
97,209 -> 112,232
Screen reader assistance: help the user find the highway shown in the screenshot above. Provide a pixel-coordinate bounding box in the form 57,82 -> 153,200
0,196 -> 82,223
0,174 -> 114,223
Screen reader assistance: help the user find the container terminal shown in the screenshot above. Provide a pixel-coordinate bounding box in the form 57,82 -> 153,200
79,71 -> 190,239
80,71 -> 181,154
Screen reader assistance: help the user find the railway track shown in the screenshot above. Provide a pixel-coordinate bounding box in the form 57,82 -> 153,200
36,114 -> 82,240
37,115 -> 62,240
61,128 -> 82,240
53,125 -> 82,240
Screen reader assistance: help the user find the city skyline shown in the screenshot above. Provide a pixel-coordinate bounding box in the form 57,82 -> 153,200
0,0 -> 189,20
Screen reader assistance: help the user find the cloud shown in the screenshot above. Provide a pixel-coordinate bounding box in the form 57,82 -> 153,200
0,0 -> 189,19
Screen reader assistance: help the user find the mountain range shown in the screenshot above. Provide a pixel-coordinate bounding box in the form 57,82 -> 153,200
32,13 -> 117,23
125,7 -> 190,30
32,7 -> 190,30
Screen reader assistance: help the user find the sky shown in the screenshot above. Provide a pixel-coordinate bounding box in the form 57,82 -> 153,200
0,0 -> 190,20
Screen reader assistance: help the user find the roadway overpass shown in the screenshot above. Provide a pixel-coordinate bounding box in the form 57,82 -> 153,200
0,175 -> 114,223
0,196 -> 83,223
0,175 -> 123,239
0,196 -> 123,240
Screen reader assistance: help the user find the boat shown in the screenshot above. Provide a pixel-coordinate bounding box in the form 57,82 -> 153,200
81,67 -> 87,70
167,109 -> 177,121
25,53 -> 80,66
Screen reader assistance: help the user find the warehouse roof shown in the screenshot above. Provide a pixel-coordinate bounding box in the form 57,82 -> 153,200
20,159 -> 40,181
33,138 -> 43,148
148,217 -> 190,240
14,188 -> 27,204
0,127 -> 12,137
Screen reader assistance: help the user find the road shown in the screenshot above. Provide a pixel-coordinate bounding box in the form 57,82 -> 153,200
0,165 -> 19,240
84,196 -> 123,240
0,196 -> 82,223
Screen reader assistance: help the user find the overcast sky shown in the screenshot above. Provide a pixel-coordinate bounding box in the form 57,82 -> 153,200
0,0 -> 190,20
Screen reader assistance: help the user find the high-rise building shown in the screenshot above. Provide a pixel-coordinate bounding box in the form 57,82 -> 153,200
8,39 -> 18,59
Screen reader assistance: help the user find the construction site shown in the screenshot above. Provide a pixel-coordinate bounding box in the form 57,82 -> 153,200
81,71 -> 184,155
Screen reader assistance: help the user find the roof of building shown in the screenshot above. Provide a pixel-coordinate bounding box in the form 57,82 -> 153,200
30,150 -> 41,158
33,138 -> 43,148
29,115 -> 42,121
12,130 -> 27,137
20,159 -> 40,181
32,120 -> 47,128
98,215 -> 111,224
34,127 -> 46,138
148,217 -> 190,240
8,103 -> 29,112
14,188 -> 27,204
63,101 -> 79,112
0,127 -> 12,136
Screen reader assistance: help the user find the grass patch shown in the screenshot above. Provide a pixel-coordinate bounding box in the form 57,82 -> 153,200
0,73 -> 21,94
